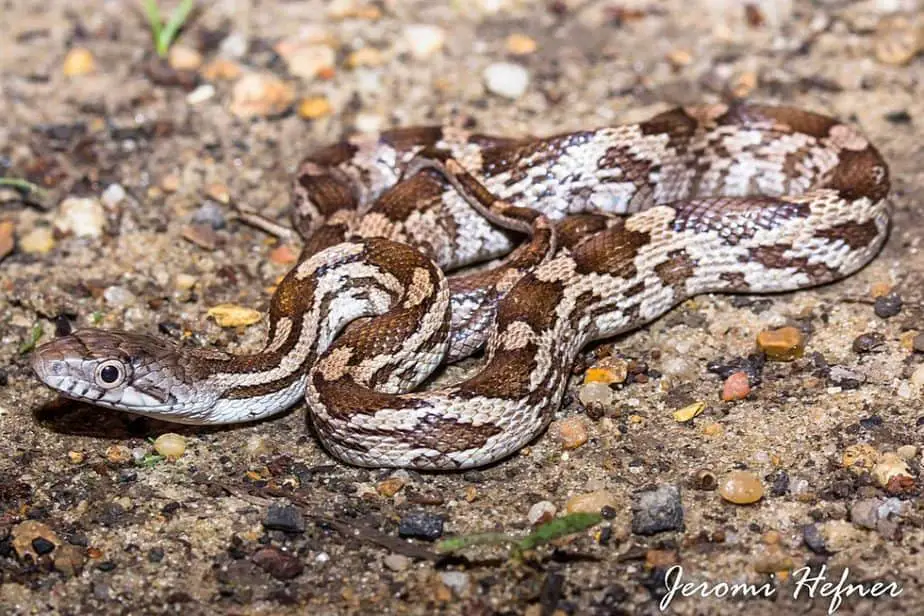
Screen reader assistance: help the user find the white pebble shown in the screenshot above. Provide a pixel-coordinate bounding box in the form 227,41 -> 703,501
483,62 -> 530,99
440,571 -> 470,596
910,364 -> 924,388
403,24 -> 446,59
56,196 -> 105,237
527,500 -> 557,525
354,113 -> 384,133
101,184 -> 126,207
153,433 -> 187,459
103,285 -> 135,307
578,382 -> 614,407
220,32 -> 248,58
187,84 -> 216,105
384,553 -> 410,571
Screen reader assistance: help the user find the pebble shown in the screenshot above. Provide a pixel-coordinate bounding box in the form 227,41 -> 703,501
398,511 -> 444,541
12,520 -> 60,560
852,332 -> 885,354
103,285 -> 135,307
718,471 -> 764,504
828,365 -> 865,390
578,381 -> 614,408
874,15 -> 922,65
721,372 -> 750,401
842,443 -> 879,472
565,490 -> 618,514
150,434 -> 185,460
192,201 -> 227,229
874,293 -> 903,318
756,326 -> 805,361
230,73 -> 295,118
56,196 -> 106,237
18,227 -> 54,254
505,33 -> 537,55
219,32 -> 249,59
105,444 -> 132,463
871,452 -> 911,488
802,523 -> 828,554
440,571 -> 470,596
182,224 -> 217,250
483,62 -> 530,99
186,84 -> 216,105
376,476 -> 406,497
283,44 -> 336,80
246,435 -> 271,457
297,96 -> 333,119
527,500 -> 557,525
912,333 -> 924,353
0,220 -> 14,261
584,356 -> 628,385
168,46 -> 203,71
67,450 -> 85,464
354,112 -> 384,133
101,183 -> 127,208
631,484 -> 684,535
692,469 -> 718,491
672,401 -> 705,422
666,48 -> 693,68
202,58 -> 242,81
558,416 -> 588,450
207,304 -> 262,327
752,544 -> 794,574
53,544 -> 87,576
63,48 -> 96,76
850,498 -> 881,530
263,504 -> 305,533
896,445 -> 917,460
252,546 -> 304,580
174,273 -> 197,291
403,24 -> 446,59
910,364 -> 924,388
821,520 -> 863,552
383,553 -> 411,571
269,244 -> 298,265
347,47 -> 385,68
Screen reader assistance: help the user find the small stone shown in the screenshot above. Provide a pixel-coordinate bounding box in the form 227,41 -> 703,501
842,444 -> 880,472
161,174 -> 181,193
584,356 -> 628,385
54,544 -> 86,576
101,184 -> 127,208
32,537 -> 56,556
202,58 -> 242,81
828,365 -> 866,390
193,199 -> 227,227
12,521 -> 60,561
103,285 -> 135,307
153,433 -> 186,460
56,196 -> 106,237
67,450 -> 85,464
578,382 -> 614,408
252,546 -> 303,580
756,326 -> 805,361
269,244 -> 299,265
558,416 -> 588,450
802,524 -> 828,554
282,44 -> 336,80
63,48 -> 96,76
821,520 -> 864,552
721,372 -> 750,401
398,511 -> 444,541
354,112 -> 384,133
384,553 -> 410,571
376,476 -> 406,497
666,49 -> 693,68
874,15 -> 922,66
483,62 -> 530,99
440,571 -> 470,596
346,47 -> 384,68
186,84 -> 216,105
0,220 -> 14,261
912,333 -> 924,353
852,332 -> 885,354
910,364 -> 924,388
18,226 -> 54,254
896,445 -> 917,461
505,33 -> 537,55
753,544 -> 794,574
182,224 -> 217,250
263,504 -> 305,533
105,445 -> 132,463
168,46 -> 203,71
850,498 -> 881,530
403,24 -> 446,59
631,485 -> 684,535
220,32 -> 249,58
297,96 -> 333,119
230,73 -> 295,118
691,469 -> 718,491
565,491 -> 618,514
246,435 -> 271,457
174,274 -> 197,291
527,500 -> 557,525
731,71 -> 758,98
718,471 -> 764,505
874,293 -> 903,318
645,549 -> 679,568
871,452 -> 911,488
207,304 -> 262,327
673,401 -> 705,422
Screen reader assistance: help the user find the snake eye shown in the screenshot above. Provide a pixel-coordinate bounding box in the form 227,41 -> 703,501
95,360 -> 126,389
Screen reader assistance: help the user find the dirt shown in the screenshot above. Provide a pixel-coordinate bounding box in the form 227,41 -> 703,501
1,1 -> 924,614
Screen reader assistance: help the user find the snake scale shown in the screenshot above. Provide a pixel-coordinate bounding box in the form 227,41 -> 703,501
32,103 -> 890,470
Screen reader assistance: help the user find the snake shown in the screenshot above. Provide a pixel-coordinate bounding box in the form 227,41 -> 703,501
31,103 -> 890,470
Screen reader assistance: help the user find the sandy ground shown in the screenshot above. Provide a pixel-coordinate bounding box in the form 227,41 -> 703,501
1,0 -> 924,614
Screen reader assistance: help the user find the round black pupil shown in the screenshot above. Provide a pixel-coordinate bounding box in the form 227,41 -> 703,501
100,365 -> 120,383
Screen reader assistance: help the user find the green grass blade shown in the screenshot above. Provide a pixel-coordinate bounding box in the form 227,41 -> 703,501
142,0 -> 164,55
517,512 -> 602,551
436,532 -> 517,553
159,0 -> 195,56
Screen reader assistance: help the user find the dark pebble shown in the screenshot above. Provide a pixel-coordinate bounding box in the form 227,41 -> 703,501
859,415 -> 883,430
597,525 -> 613,545
913,333 -> 924,353
148,547 -> 164,563
631,485 -> 684,535
0,370 -> 7,387
768,470 -> 790,497
252,546 -> 303,580
96,561 -> 117,572
398,510 -> 445,541
600,505 -> 617,520
802,524 -> 828,554
596,584 -> 629,608
161,502 -> 181,517
192,201 -> 227,230
851,332 -> 884,354
884,110 -> 912,124
707,354 -> 766,387
31,537 -> 55,556
874,293 -> 902,319
54,315 -> 72,337
263,504 -> 305,534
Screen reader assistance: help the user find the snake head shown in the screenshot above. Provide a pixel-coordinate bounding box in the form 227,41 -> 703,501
31,329 -> 193,414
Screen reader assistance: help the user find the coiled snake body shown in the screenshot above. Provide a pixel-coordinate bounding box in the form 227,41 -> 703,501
33,104 -> 890,469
